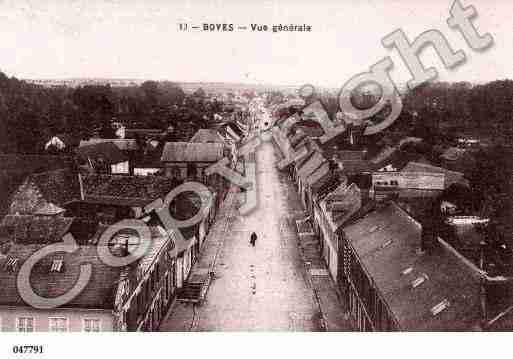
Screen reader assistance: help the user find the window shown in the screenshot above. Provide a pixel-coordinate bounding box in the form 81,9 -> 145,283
49,317 -> 68,332
5,257 -> 19,272
83,318 -> 101,332
17,317 -> 34,332
431,299 -> 450,316
411,274 -> 429,288
50,258 -> 64,272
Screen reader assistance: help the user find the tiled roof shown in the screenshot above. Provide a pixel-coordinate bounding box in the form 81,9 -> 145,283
9,169 -> 81,215
343,202 -> 482,330
77,142 -> 128,165
161,142 -> 224,162
0,215 -> 74,244
0,243 -> 123,309
34,203 -> 66,216
0,155 -> 74,219
82,174 -> 180,206
80,139 -> 139,151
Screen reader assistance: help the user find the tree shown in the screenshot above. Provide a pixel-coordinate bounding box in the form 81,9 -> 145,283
193,87 -> 206,99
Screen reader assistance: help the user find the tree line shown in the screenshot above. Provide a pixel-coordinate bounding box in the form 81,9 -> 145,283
0,72 -> 224,154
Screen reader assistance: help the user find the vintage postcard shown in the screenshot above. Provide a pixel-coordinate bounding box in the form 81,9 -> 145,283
0,0 -> 511,357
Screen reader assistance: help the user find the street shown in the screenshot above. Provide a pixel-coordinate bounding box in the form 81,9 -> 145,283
160,140 -> 323,331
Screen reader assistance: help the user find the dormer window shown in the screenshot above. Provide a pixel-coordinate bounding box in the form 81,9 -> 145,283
431,299 -> 450,316
50,258 -> 64,273
401,267 -> 413,275
4,257 -> 19,272
411,274 -> 428,288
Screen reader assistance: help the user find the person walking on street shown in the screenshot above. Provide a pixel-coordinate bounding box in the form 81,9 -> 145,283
250,232 -> 257,247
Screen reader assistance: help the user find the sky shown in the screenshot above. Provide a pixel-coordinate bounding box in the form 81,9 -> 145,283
0,0 -> 511,88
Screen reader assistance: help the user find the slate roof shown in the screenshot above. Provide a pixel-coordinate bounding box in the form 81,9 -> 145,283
321,182 -> 362,230
82,174 -> 180,206
297,151 -> 327,181
288,130 -> 307,147
340,160 -> 372,176
161,142 -> 224,162
294,146 -> 316,170
9,169 -> 81,215
328,150 -> 366,162
305,161 -> 330,187
77,142 -> 128,165
402,162 -> 470,188
0,243 -> 123,309
342,202 -> 482,330
311,171 -> 347,199
190,129 -> 227,144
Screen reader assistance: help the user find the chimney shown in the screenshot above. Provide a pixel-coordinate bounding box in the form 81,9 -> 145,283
78,172 -> 85,201
420,224 -> 437,252
420,203 -> 441,253
479,240 -> 487,325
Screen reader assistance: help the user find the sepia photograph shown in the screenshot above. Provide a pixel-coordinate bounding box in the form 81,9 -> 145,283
0,0 -> 512,357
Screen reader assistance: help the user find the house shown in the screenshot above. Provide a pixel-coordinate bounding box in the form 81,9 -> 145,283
0,215 -> 74,244
295,151 -> 327,209
67,174 -> 181,222
166,189 -> 216,286
123,129 -> 164,140
401,161 -> 470,189
218,122 -> 243,143
371,171 -> 446,197
8,169 -> 82,216
369,137 -> 427,172
90,223 -> 177,331
161,142 -> 226,194
80,138 -> 161,176
44,134 -> 79,153
0,155 -> 74,219
77,142 -> 129,175
0,222 -> 176,332
439,146 -> 476,174
190,129 -> 227,145
80,138 -> 139,152
338,201 -> 513,331
313,181 -> 362,280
